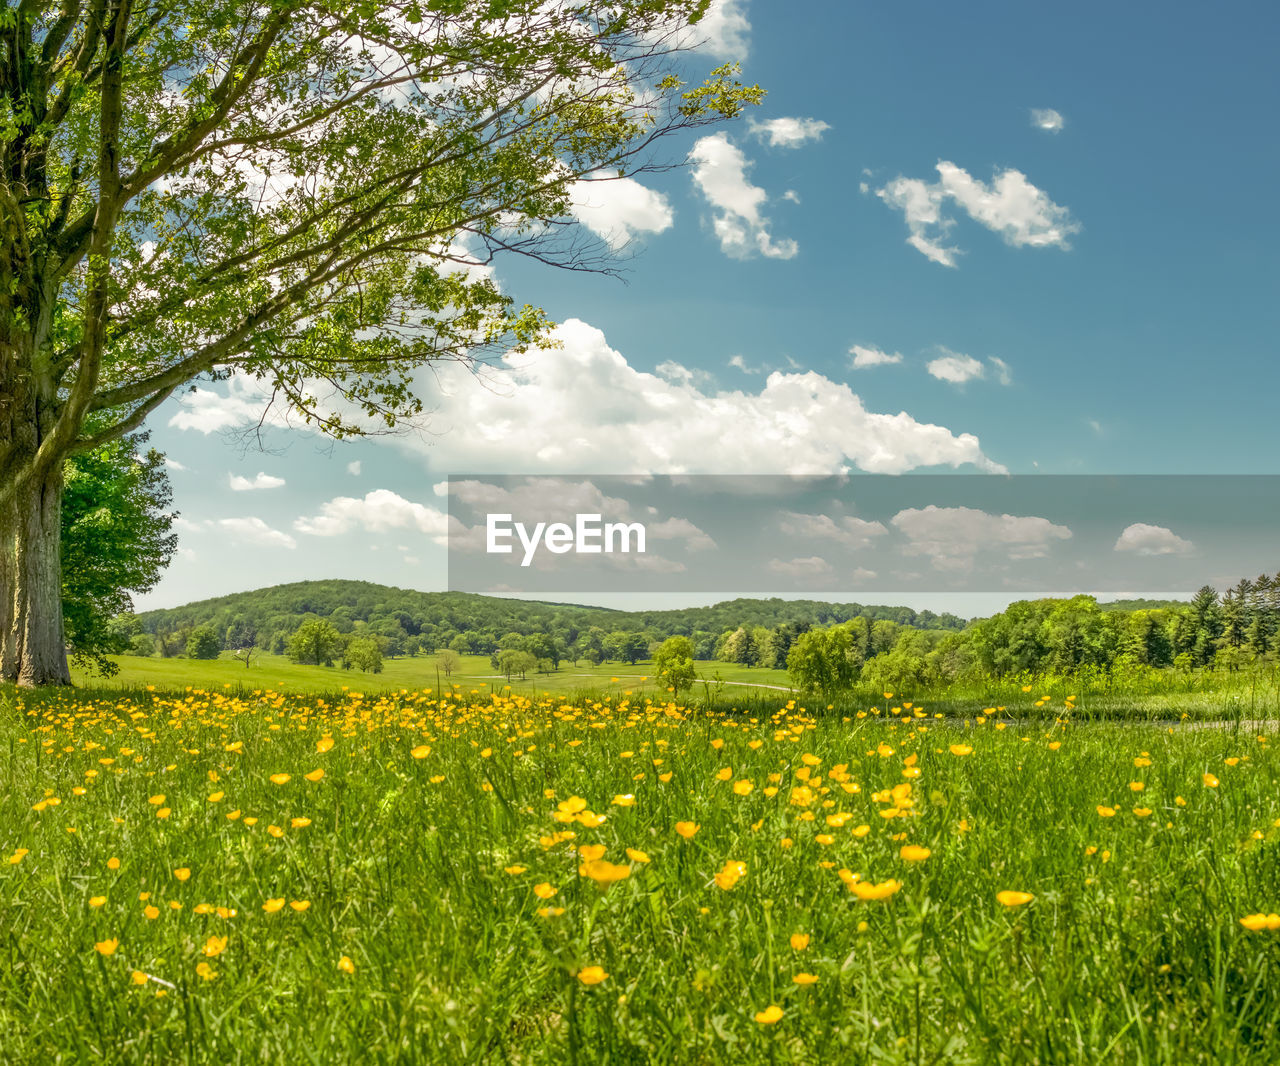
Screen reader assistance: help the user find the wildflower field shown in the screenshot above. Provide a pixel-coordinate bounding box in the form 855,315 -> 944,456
2,685 -> 1279,1064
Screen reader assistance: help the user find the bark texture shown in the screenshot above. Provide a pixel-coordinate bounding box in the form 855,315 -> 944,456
1,469 -> 69,685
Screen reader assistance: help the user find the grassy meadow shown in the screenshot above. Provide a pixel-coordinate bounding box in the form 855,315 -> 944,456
2,680 -> 1280,1063
70,651 -> 794,698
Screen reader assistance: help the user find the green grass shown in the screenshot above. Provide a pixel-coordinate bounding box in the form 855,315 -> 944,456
71,651 -> 795,698
2,683 -> 1280,1063
71,652 -> 1280,722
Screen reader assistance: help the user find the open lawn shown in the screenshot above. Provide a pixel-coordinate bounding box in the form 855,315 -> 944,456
2,683 -> 1280,1063
71,652 -> 795,698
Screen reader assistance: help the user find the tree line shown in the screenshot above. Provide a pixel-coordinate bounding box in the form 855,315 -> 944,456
782,581 -> 1280,697
125,581 -> 966,669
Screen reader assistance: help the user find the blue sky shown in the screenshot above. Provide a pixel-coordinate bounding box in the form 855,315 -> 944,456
139,0 -> 1280,611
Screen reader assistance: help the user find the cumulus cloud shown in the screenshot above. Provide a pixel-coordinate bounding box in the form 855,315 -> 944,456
401,319 -> 1004,474
294,489 -> 453,543
216,516 -> 296,549
728,354 -> 759,374
891,506 -> 1072,572
877,161 -> 1079,266
748,116 -> 830,148
689,133 -> 798,260
927,350 -> 986,384
850,344 -> 904,369
1114,523 -> 1194,556
228,471 -> 285,491
169,374 -> 281,434
646,516 -> 717,551
569,177 -> 674,249
696,0 -> 750,60
779,512 -> 888,549
768,556 -> 834,581
346,460 -> 362,476
168,320 -> 1005,475
1030,108 -> 1065,132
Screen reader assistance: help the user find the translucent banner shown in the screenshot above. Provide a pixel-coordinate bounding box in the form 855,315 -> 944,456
442,475 -> 1280,595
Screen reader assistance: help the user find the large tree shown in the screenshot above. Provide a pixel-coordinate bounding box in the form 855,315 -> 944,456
0,1 -> 761,684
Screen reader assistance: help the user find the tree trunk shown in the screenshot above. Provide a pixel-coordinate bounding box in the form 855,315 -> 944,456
1,468 -> 71,686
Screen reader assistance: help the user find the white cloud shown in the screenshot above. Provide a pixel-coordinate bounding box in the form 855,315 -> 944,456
569,177 -> 674,250
646,516 -> 717,551
728,354 -> 759,374
163,457 -> 186,471
988,357 -> 1013,386
850,344 -> 904,369
398,319 -> 1004,474
169,374 -> 279,433
1114,523 -> 1194,556
927,350 -> 985,384
689,133 -> 798,260
346,460 -> 362,476
768,556 -> 834,580
216,516 -> 297,550
892,506 -> 1072,572
228,471 -> 285,491
170,320 -> 1005,475
779,512 -> 888,549
696,0 -> 750,60
749,116 -> 830,149
877,161 -> 1079,266
294,489 -> 453,543
654,360 -> 713,389
1030,108 -> 1065,132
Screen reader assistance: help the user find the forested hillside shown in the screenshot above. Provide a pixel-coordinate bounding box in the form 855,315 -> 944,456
134,581 -> 964,662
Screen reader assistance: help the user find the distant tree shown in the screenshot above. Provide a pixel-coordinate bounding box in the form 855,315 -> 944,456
860,629 -> 936,693
604,631 -> 648,665
765,622 -> 805,670
186,625 -> 221,660
527,633 -> 563,669
345,637 -> 383,674
223,618 -> 258,652
750,626 -> 774,667
288,619 -> 343,666
786,625 -> 862,697
691,629 -> 717,660
498,649 -> 537,680
653,636 -> 697,695
233,645 -> 260,669
1189,585 -> 1221,667
436,649 -> 461,677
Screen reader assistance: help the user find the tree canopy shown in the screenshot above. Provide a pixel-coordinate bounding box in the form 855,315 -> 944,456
1,0 -> 763,684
